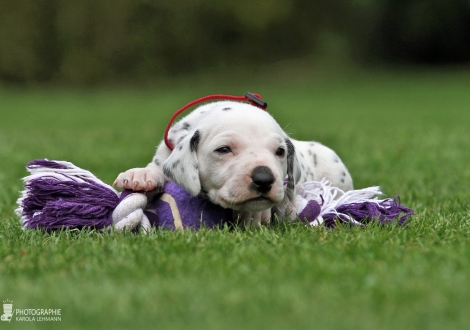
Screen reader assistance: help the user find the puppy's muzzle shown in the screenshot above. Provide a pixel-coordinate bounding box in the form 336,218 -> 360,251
250,166 -> 275,193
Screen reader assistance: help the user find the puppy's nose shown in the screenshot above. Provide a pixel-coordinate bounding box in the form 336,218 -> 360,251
251,166 -> 275,193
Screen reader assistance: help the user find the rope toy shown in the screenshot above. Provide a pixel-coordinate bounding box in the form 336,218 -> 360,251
16,160 -> 414,231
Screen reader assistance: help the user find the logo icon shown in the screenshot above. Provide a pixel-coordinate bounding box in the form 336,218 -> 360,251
1,299 -> 13,322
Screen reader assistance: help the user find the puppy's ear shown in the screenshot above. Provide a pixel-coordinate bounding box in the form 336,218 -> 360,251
285,138 -> 301,200
162,130 -> 201,196
272,138 -> 301,221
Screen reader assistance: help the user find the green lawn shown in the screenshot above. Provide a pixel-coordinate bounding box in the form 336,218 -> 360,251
1,67 -> 470,329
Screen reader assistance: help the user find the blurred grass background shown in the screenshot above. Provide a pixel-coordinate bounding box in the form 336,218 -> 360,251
1,1 -> 470,329
1,0 -> 470,84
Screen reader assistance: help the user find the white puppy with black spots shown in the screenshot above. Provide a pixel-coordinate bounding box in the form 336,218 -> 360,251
114,101 -> 353,226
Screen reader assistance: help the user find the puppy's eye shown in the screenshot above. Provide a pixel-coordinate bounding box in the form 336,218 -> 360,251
215,146 -> 232,154
275,147 -> 285,157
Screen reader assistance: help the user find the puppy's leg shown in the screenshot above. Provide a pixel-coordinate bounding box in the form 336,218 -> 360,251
293,140 -> 353,191
113,164 -> 164,191
272,193 -> 299,222
113,141 -> 170,191
233,209 -> 272,228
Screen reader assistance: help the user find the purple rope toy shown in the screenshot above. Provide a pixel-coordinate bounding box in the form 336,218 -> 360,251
16,160 -> 414,231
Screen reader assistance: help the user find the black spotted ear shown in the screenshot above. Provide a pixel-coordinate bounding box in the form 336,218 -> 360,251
162,130 -> 201,196
285,138 -> 301,200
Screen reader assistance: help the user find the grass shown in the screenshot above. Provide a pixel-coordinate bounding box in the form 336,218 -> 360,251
1,66 -> 470,329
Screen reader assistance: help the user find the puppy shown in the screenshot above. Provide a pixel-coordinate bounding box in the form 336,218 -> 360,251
114,101 -> 353,226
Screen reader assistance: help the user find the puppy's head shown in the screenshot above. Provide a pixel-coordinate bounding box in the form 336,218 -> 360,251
162,102 -> 300,212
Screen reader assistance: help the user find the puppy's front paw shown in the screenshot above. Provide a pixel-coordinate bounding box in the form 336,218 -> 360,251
233,209 -> 272,228
113,168 -> 164,192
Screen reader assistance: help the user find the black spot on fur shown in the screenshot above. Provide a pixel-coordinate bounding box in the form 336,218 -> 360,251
341,171 -> 346,176
172,160 -> 180,169
182,122 -> 191,130
313,154 -> 317,166
341,178 -> 345,183
193,163 -> 198,170
177,136 -> 185,145
308,150 -> 312,156
300,152 -> 304,158
154,158 -> 160,166
222,107 -> 232,111
190,130 -> 200,152
178,144 -> 183,151
334,157 -> 340,163
163,165 -> 174,180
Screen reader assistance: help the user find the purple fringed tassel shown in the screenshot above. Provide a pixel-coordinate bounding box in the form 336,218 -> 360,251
322,196 -> 414,228
298,200 -> 322,224
27,159 -> 69,170
17,160 -> 119,230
